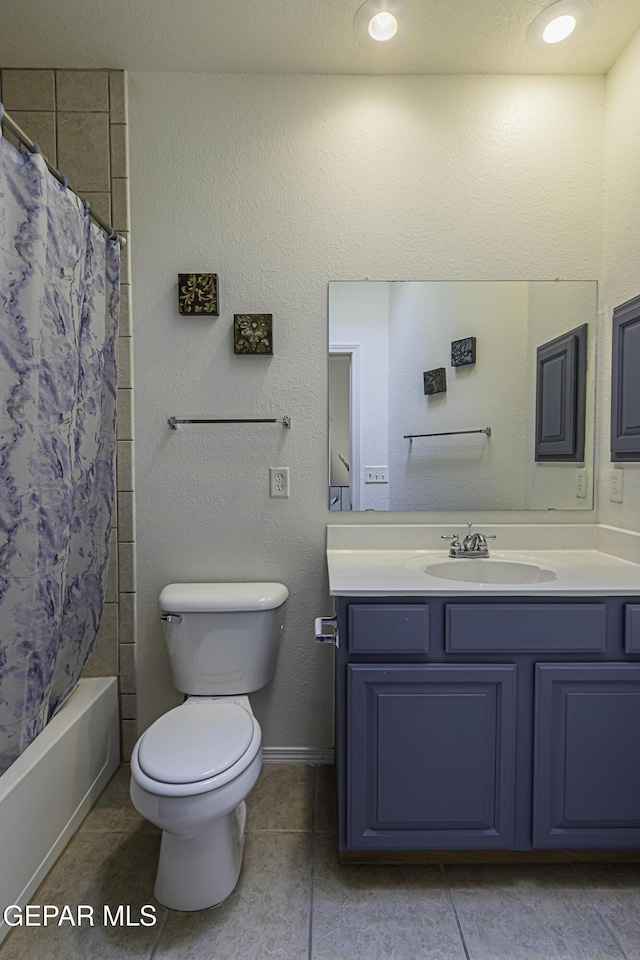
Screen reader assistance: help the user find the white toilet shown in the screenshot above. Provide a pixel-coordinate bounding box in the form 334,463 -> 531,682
130,581 -> 288,911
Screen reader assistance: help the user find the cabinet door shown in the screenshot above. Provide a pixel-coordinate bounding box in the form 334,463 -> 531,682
535,323 -> 587,461
611,294 -> 640,462
534,663 -> 640,848
347,664 -> 517,851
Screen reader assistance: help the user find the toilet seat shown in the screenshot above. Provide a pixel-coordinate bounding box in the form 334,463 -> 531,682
131,701 -> 261,798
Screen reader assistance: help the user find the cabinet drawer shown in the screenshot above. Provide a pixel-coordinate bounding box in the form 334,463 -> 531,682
348,605 -> 429,655
446,604 -> 606,653
625,605 -> 640,653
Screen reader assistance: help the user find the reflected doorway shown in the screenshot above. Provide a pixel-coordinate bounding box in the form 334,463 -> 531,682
329,345 -> 360,510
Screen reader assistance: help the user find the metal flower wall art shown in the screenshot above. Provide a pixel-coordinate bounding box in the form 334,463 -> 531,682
178,273 -> 219,315
451,336 -> 476,366
233,314 -> 273,355
423,367 -> 447,395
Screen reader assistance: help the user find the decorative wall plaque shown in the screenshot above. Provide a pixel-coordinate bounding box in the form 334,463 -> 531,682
423,367 -> 447,395
451,337 -> 477,366
234,314 -> 273,355
178,273 -> 219,315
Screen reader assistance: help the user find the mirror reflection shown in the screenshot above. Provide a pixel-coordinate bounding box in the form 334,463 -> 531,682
329,281 -> 597,512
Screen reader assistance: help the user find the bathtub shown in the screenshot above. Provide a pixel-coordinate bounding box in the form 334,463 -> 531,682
0,677 -> 120,944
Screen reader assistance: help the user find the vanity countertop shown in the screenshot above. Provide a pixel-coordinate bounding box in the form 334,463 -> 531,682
327,525 -> 640,596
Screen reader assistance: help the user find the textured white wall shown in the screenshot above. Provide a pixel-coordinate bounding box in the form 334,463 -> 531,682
599,29 -> 640,531
128,73 -> 604,747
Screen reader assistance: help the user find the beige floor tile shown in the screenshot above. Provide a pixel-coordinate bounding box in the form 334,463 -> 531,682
155,832 -> 311,960
79,765 -> 156,836
246,763 -> 314,832
313,764 -> 337,834
311,833 -> 466,960
573,863 -> 640,960
0,828 -> 166,960
445,864 -> 627,960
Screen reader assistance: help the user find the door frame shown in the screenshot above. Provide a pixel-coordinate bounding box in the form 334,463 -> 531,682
329,344 -> 361,511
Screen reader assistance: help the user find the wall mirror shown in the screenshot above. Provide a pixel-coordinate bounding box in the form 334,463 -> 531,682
328,280 -> 597,512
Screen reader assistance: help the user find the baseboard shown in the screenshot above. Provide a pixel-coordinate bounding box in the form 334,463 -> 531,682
262,746 -> 334,764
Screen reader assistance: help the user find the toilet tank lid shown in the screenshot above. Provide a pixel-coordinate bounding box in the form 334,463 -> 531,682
159,582 -> 288,613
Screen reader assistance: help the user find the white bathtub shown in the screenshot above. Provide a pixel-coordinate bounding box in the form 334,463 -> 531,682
0,677 -> 120,944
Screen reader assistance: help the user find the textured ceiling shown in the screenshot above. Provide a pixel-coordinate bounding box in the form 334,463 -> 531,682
2,0 -> 640,75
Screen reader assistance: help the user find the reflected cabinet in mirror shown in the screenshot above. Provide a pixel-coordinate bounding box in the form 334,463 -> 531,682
328,281 -> 597,512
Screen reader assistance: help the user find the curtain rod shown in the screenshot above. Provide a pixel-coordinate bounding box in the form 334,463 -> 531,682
0,106 -> 126,248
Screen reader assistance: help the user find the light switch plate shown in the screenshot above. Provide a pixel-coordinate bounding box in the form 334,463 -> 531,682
364,466 -> 389,483
575,468 -> 588,498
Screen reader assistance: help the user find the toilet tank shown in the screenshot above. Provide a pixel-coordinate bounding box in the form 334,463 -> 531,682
159,583 -> 288,696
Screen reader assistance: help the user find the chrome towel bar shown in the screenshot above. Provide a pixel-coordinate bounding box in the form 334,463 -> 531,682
168,416 -> 291,429
405,426 -> 491,440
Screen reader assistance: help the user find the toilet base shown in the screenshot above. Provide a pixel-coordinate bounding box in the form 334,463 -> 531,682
154,801 -> 247,911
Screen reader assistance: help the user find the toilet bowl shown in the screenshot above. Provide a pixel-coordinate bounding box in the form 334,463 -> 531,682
131,696 -> 262,911
129,582 -> 287,911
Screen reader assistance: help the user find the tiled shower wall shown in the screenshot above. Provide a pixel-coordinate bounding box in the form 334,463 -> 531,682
0,69 -> 137,759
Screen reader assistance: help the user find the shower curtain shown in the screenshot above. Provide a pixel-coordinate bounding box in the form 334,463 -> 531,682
0,133 -> 119,775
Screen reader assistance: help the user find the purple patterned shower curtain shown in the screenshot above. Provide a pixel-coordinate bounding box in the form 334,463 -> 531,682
0,133 -> 119,774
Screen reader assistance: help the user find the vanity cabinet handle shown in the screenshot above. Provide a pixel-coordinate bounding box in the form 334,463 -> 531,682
315,616 -> 339,647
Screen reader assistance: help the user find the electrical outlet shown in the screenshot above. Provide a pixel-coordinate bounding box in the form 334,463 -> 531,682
364,466 -> 389,484
269,467 -> 290,498
609,469 -> 623,503
575,468 -> 588,499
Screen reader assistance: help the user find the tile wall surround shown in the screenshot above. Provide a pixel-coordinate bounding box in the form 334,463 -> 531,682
0,69 -> 136,759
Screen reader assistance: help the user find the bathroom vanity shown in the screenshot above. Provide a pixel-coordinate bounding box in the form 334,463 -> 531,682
325,525 -> 640,861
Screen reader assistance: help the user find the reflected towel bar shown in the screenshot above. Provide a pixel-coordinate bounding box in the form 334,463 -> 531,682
168,416 -> 291,429
405,426 -> 491,439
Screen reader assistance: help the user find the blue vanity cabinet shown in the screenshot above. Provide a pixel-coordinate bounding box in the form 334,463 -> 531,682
335,595 -> 640,857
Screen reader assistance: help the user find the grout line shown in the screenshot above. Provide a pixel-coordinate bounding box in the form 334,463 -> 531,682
148,906 -> 170,960
568,863 -> 631,960
441,864 -> 472,960
589,901 -> 631,960
307,766 -> 317,960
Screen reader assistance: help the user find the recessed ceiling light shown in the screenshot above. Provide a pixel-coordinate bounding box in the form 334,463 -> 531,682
527,0 -> 593,50
354,0 -> 414,51
368,11 -> 398,42
543,14 -> 576,43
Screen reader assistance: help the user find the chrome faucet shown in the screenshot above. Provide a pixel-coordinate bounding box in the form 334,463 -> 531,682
441,522 -> 496,558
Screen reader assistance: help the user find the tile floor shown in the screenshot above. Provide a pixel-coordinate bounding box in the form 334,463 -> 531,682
2,764 -> 640,959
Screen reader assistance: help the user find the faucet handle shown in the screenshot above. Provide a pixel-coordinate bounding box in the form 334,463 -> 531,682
441,534 -> 461,548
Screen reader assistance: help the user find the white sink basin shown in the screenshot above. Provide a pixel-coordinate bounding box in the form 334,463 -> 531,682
404,557 -> 557,584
